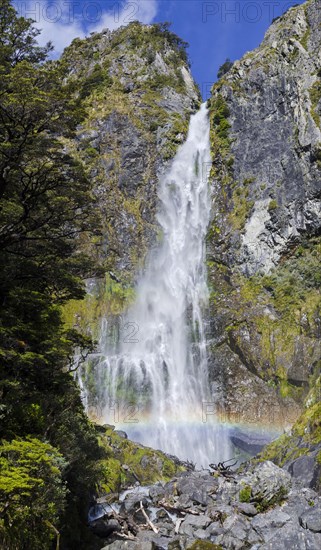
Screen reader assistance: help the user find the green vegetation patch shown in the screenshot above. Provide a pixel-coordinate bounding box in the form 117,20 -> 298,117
310,79 -> 321,127
229,182 -> 255,231
186,542 -> 223,550
96,426 -> 184,495
222,236 -> 321,388
257,433 -> 309,466
0,438 -> 67,549
293,401 -> 321,445
300,28 -> 311,50
268,199 -> 278,211
255,485 -> 288,513
63,274 -> 135,340
239,484 -> 252,502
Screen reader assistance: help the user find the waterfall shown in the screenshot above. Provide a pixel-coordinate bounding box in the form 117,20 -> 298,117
97,103 -> 230,467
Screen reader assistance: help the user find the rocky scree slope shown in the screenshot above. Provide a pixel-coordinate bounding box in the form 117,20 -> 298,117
206,0 -> 321,432
90,456 -> 321,549
61,22 -> 200,348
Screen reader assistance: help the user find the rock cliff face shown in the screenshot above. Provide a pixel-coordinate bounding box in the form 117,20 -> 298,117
64,22 -> 199,279
206,0 -> 321,428
61,22 -> 200,341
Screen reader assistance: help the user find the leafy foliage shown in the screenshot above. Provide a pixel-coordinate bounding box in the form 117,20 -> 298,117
0,438 -> 67,549
0,1 -> 103,547
217,58 -> 233,79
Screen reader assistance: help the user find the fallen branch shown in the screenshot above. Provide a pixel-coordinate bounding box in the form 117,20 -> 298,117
159,500 -> 200,516
209,457 -> 237,478
139,501 -> 159,534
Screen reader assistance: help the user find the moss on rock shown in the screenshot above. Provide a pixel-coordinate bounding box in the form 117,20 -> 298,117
186,542 -> 223,550
95,425 -> 184,496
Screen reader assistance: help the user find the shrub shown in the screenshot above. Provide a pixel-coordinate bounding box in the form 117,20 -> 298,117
268,199 -> 278,211
217,58 -> 233,79
0,438 -> 67,549
239,484 -> 252,503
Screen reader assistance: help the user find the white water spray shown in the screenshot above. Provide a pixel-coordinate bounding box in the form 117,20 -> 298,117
97,104 -> 230,466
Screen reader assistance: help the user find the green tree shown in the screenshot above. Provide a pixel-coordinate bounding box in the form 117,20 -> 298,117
0,438 -> 67,549
0,0 -> 98,434
217,57 -> 233,79
0,2 -> 103,547
0,0 -> 51,69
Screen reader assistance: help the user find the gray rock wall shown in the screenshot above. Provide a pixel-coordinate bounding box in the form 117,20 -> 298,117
207,0 -> 321,428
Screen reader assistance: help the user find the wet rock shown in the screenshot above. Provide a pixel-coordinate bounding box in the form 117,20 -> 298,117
120,494 -> 148,515
176,472 -> 217,508
230,427 -> 274,454
176,493 -> 193,509
149,483 -> 166,503
163,479 -> 178,496
156,508 -> 171,521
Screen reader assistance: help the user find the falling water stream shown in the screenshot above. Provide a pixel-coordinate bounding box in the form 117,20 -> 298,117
93,103 -> 230,467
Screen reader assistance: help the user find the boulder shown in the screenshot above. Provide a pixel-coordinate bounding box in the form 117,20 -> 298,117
299,506 -> 321,532
236,502 -> 258,516
179,513 -> 212,537
243,461 -> 291,506
257,521 -> 321,550
230,427 -> 274,454
250,509 -> 291,542
286,452 -> 321,489
89,517 -> 121,538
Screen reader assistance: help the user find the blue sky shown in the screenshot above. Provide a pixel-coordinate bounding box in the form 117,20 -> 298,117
158,0 -> 304,97
14,1 -> 304,97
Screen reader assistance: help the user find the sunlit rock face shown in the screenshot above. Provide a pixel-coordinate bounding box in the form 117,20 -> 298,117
62,22 -> 201,347
62,22 -> 200,283
206,0 -> 321,431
